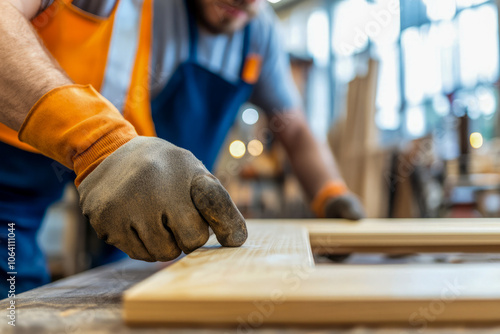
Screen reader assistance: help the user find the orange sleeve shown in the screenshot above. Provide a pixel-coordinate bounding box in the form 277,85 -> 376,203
18,84 -> 137,187
0,0 -> 118,153
310,181 -> 349,218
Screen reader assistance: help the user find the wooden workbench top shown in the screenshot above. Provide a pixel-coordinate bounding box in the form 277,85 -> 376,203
0,257 -> 499,333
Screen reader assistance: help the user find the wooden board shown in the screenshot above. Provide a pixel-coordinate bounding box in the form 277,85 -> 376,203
302,218 -> 500,254
124,221 -> 500,326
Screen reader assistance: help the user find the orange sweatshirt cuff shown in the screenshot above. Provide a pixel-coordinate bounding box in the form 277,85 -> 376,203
311,181 -> 349,218
18,84 -> 138,187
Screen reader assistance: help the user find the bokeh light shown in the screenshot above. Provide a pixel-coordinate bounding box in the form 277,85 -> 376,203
229,140 -> 246,158
470,132 -> 483,149
248,139 -> 264,157
242,108 -> 259,125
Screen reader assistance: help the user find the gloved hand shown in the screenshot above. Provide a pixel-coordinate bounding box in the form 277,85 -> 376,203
78,136 -> 247,261
19,84 -> 247,262
324,193 -> 365,220
311,181 -> 365,220
311,181 -> 365,263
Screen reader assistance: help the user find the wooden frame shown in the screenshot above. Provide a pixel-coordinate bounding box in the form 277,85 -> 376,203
124,219 -> 500,326
306,218 -> 500,254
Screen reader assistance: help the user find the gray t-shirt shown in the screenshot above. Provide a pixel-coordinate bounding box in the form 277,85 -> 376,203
40,0 -> 301,114
150,0 -> 301,114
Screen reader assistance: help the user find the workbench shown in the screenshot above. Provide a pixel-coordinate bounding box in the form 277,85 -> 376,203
1,257 -> 500,333
2,219 -> 500,332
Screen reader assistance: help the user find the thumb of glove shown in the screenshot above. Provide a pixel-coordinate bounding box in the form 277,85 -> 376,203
191,174 -> 248,247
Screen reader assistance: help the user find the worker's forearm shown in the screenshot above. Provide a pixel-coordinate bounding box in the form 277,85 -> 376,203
0,0 -> 71,131
8,0 -> 41,18
273,110 -> 342,199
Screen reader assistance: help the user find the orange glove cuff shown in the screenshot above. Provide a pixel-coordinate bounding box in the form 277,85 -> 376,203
311,181 -> 349,218
18,84 -> 138,187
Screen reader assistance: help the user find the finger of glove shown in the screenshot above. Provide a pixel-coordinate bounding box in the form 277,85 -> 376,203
165,210 -> 210,254
134,220 -> 183,261
191,174 -> 248,247
325,196 -> 365,220
341,201 -> 365,220
110,227 -> 155,262
346,196 -> 366,220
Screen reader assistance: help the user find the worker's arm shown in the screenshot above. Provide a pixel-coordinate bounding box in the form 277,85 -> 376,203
249,10 -> 364,219
270,110 -> 340,198
0,0 -> 247,260
271,110 -> 365,219
5,0 -> 43,18
0,0 -> 69,130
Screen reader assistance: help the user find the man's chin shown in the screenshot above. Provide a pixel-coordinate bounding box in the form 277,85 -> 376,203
203,19 -> 247,34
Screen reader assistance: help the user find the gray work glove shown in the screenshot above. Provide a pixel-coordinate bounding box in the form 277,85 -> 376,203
77,136 -> 248,262
323,193 -> 365,263
324,193 -> 366,220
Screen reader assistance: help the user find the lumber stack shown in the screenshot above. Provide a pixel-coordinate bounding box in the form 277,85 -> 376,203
329,59 -> 390,218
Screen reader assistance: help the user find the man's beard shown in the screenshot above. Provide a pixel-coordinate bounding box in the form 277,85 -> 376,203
192,0 -> 257,34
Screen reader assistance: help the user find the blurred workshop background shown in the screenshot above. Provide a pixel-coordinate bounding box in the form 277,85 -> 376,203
39,0 -> 500,277
217,0 -> 500,220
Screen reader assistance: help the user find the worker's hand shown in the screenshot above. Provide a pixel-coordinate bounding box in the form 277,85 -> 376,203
77,136 -> 248,262
323,193 -> 365,220
18,85 -> 246,261
312,182 -> 365,263
311,181 -> 365,220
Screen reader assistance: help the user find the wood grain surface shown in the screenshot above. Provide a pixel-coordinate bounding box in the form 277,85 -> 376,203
124,221 -> 500,326
2,258 -> 499,333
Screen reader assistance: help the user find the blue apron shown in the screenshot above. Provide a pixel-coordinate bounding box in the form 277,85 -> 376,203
151,0 -> 255,171
0,141 -> 125,295
0,142 -> 71,295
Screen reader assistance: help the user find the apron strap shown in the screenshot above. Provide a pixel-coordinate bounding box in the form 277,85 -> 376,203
239,23 -> 251,78
185,0 -> 198,62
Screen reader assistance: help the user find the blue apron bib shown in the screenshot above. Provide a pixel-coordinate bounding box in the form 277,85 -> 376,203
151,0 -> 255,171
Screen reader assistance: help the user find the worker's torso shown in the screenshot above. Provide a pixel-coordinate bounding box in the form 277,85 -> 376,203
1,0 -> 273,169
